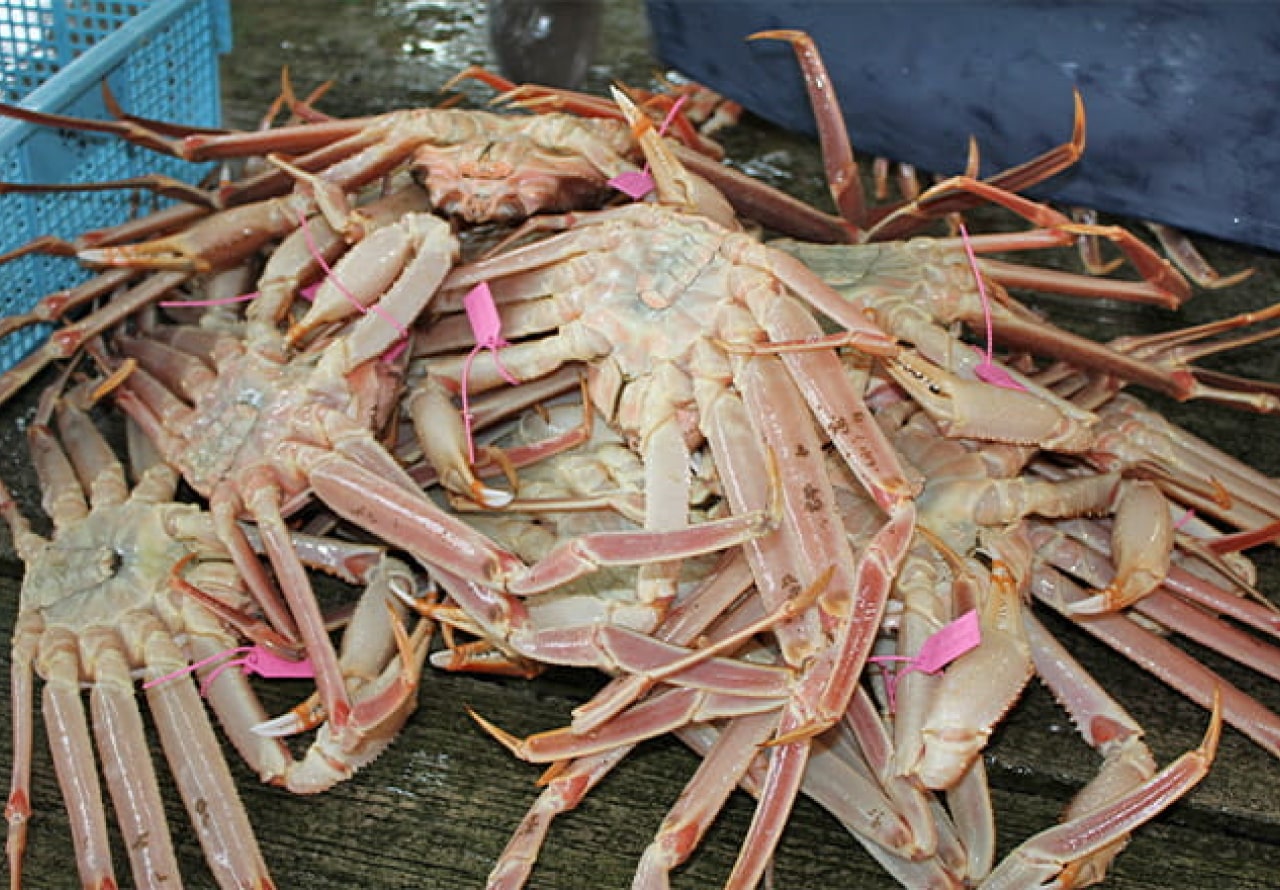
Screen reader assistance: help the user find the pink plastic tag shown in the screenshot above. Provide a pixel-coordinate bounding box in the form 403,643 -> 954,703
609,169 -> 655,200
973,354 -> 1027,390
199,645 -> 313,696
869,609 -> 981,712
143,644 -> 313,698
958,223 -> 1026,392
240,646 -> 315,680
460,283 -> 521,464
609,93 -> 687,202
910,609 -> 980,673
464,282 -> 508,348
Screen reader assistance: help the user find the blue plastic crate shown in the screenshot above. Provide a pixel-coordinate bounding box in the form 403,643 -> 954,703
0,0 -> 232,372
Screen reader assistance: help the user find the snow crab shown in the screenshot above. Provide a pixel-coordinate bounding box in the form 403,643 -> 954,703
398,87 -> 934,888
433,379 -> 1226,890
93,200 -> 455,792
0,374 -> 423,889
0,380 -> 278,889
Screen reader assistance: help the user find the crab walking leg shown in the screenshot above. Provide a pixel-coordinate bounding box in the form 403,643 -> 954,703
633,711 -> 782,889
1029,550 -> 1280,758
85,637 -> 182,890
568,550 -> 756,731
945,759 -> 996,883
486,747 -> 635,890
843,685 -> 944,859
6,617 -> 39,888
1090,393 -> 1280,527
726,517 -> 916,890
1032,521 -> 1280,679
484,556 -> 765,889
1023,612 -> 1157,887
703,353 -> 915,889
0,471 -> 44,885
144,657 -> 274,889
0,270 -> 191,412
304,441 -> 775,596
40,632 -> 118,889
749,290 -> 918,509
237,475 -> 356,716
678,721 -> 968,890
752,29 -> 1088,239
979,698 -> 1221,890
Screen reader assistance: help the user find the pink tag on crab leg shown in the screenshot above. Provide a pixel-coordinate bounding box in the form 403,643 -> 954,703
869,609 -> 981,712
909,608 -> 981,674
199,645 -> 314,696
958,222 -> 1026,392
609,170 -> 657,200
608,94 -> 689,201
464,281 -> 508,350
240,646 -> 316,680
143,644 -> 314,698
460,283 -> 521,464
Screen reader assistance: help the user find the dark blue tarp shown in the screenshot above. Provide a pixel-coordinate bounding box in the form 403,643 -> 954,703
647,1 -> 1280,250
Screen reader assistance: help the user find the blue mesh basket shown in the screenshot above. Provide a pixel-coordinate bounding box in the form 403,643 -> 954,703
0,0 -> 232,373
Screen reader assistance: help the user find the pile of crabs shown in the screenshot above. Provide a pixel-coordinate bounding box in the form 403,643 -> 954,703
1,29 -> 1278,890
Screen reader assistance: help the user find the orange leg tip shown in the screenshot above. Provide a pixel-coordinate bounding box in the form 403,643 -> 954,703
746,29 -> 805,44
467,707 -> 526,757
536,760 -> 570,787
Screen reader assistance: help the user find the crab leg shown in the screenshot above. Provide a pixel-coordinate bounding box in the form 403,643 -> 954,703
2,440 -> 55,883
1090,393 -> 1280,527
1030,535 -> 1280,758
701,354 -> 915,889
979,694 -> 1221,890
753,29 -> 1088,240
1033,522 -> 1280,680
1022,612 -> 1157,887
633,711 -> 781,888
84,635 -> 182,890
256,556 -> 434,793
5,616 -> 39,889
486,746 -> 635,890
0,270 -> 189,412
678,720 -> 967,889
304,441 -> 774,593
143,642 -> 275,889
0,268 -> 138,341
40,635 -> 117,889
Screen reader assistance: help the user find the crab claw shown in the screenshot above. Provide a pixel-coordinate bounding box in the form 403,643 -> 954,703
608,86 -> 737,229
1069,480 -> 1174,614
406,378 -> 516,508
255,560 -> 435,793
885,349 -> 1095,452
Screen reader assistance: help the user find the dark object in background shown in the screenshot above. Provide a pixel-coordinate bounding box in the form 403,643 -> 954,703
646,1 -> 1280,251
488,0 -> 602,90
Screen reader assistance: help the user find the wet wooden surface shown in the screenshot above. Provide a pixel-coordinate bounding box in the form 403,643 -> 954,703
2,0 -> 1279,887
